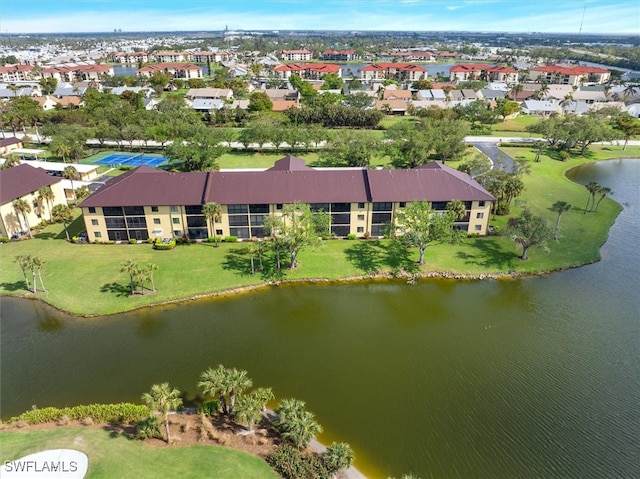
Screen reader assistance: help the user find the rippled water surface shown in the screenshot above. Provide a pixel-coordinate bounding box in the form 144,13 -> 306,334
2,160 -> 639,478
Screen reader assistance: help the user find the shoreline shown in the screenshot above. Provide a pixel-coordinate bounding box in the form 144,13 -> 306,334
0,258 -> 605,318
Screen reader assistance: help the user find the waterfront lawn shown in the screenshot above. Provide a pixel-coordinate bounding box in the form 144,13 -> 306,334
0,148 -> 633,315
0,428 -> 278,479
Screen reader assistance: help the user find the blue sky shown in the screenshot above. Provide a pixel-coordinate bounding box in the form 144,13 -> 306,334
2,0 -> 638,34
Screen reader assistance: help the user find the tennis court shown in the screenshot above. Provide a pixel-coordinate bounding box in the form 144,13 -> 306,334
94,153 -> 168,168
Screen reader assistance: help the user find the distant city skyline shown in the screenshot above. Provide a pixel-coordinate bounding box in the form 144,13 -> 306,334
1,0 -> 638,35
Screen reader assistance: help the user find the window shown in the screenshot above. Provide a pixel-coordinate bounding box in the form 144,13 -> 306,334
249,204 -> 269,213
88,207 -> 96,214
475,225 -> 482,231
229,215 -> 249,226
331,213 -> 351,224
310,203 -> 329,212
215,229 -> 223,235
227,204 -> 248,214
126,217 -> 147,228
431,201 -> 447,210
103,206 -> 124,216
276,204 -> 283,210
357,226 -> 364,233
173,218 -> 180,224
357,214 -> 365,221
173,230 -> 181,237
105,217 -> 126,228
187,216 -> 206,227
124,206 -> 144,215
185,205 -> 203,215
170,205 -> 179,213
399,202 -> 406,208
476,212 -> 484,219
151,206 -> 159,212
94,231 -> 102,238
153,218 -> 161,224
357,202 -> 365,209
372,212 -> 392,224
331,203 -> 350,212
478,201 -> 485,207
373,202 -> 392,212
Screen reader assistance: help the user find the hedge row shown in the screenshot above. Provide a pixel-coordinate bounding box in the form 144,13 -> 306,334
9,403 -> 149,425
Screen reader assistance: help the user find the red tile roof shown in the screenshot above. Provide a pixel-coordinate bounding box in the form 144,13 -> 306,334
450,63 -> 517,74
0,64 -> 34,74
0,163 -> 62,205
361,63 -> 427,72
273,63 -> 341,74
530,64 -> 609,75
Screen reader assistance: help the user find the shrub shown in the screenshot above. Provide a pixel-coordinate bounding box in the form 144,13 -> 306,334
196,400 -> 220,416
152,238 -> 176,250
267,444 -> 331,479
129,238 -> 137,244
147,238 -> 154,244
136,416 -> 162,440
224,235 -> 238,243
0,236 -> 9,243
9,403 -> 148,425
119,165 -> 133,171
346,233 -> 356,240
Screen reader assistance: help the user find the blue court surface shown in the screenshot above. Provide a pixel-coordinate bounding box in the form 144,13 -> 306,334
95,153 -> 168,168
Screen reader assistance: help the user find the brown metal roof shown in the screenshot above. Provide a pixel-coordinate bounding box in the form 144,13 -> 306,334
367,162 -> 495,202
79,166 -> 207,207
0,163 -> 61,205
79,159 -> 494,208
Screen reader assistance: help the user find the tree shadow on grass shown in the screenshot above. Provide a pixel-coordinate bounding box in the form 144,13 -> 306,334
100,282 -> 131,297
344,240 -> 420,276
456,237 -> 519,270
33,231 -> 58,240
222,246 -> 287,282
344,241 -> 383,275
381,239 -> 420,275
0,281 -> 29,292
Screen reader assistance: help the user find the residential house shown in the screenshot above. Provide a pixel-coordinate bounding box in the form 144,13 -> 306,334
477,89 -> 506,101
78,156 -> 495,243
321,50 -> 359,61
0,64 -> 37,83
111,52 -> 149,64
360,63 -> 427,82
0,87 -> 39,99
528,65 -> 611,86
0,137 -> 23,155
375,99 -> 409,115
273,63 -> 341,80
191,98 -> 225,113
449,64 -> 518,83
137,63 -> 203,80
280,49 -> 313,61
262,89 -> 301,102
521,100 -> 561,116
34,95 -> 60,110
109,86 -> 154,97
190,51 -> 236,63
154,51 -> 188,63
384,51 -> 434,62
382,88 -> 412,101
41,64 -> 114,82
0,163 -> 67,237
186,88 -> 233,101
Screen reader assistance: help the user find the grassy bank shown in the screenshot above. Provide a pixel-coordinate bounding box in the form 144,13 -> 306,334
0,428 -> 278,479
1,148 -> 633,316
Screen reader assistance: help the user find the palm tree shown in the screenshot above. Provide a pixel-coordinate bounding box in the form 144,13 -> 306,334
584,181 -> 600,214
37,186 -> 55,222
234,393 -> 262,430
146,263 -> 158,292
142,383 -> 183,444
226,367 -> 253,416
623,84 -> 637,102
120,259 -> 139,295
51,204 -> 74,241
324,442 -> 355,474
201,202 -> 222,246
14,255 -> 32,291
446,199 -> 467,221
62,166 -> 80,203
12,199 -> 32,238
31,256 -> 46,293
593,186 -> 612,213
199,365 -> 229,415
280,407 -> 323,449
550,201 -> 571,240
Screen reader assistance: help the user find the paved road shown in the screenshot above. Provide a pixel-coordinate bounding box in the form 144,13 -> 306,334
472,141 -> 517,173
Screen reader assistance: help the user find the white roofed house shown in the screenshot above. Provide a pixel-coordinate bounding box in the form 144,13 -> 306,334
521,100 -> 561,116
186,88 -> 233,101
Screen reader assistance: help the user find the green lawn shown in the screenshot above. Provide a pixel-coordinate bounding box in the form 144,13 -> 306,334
0,428 -> 278,479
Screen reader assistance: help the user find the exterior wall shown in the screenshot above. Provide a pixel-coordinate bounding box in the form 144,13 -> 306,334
0,181 -> 66,236
81,199 -> 494,243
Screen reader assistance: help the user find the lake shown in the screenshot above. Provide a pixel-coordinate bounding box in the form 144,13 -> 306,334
2,159 -> 639,478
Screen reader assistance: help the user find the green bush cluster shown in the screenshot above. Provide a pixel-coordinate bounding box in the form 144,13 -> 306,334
267,444 -> 331,479
224,236 -> 238,243
205,236 -> 222,243
196,400 -> 220,416
9,403 -> 148,425
129,238 -> 138,244
152,238 -> 176,250
346,233 -> 356,240
0,236 -> 9,243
